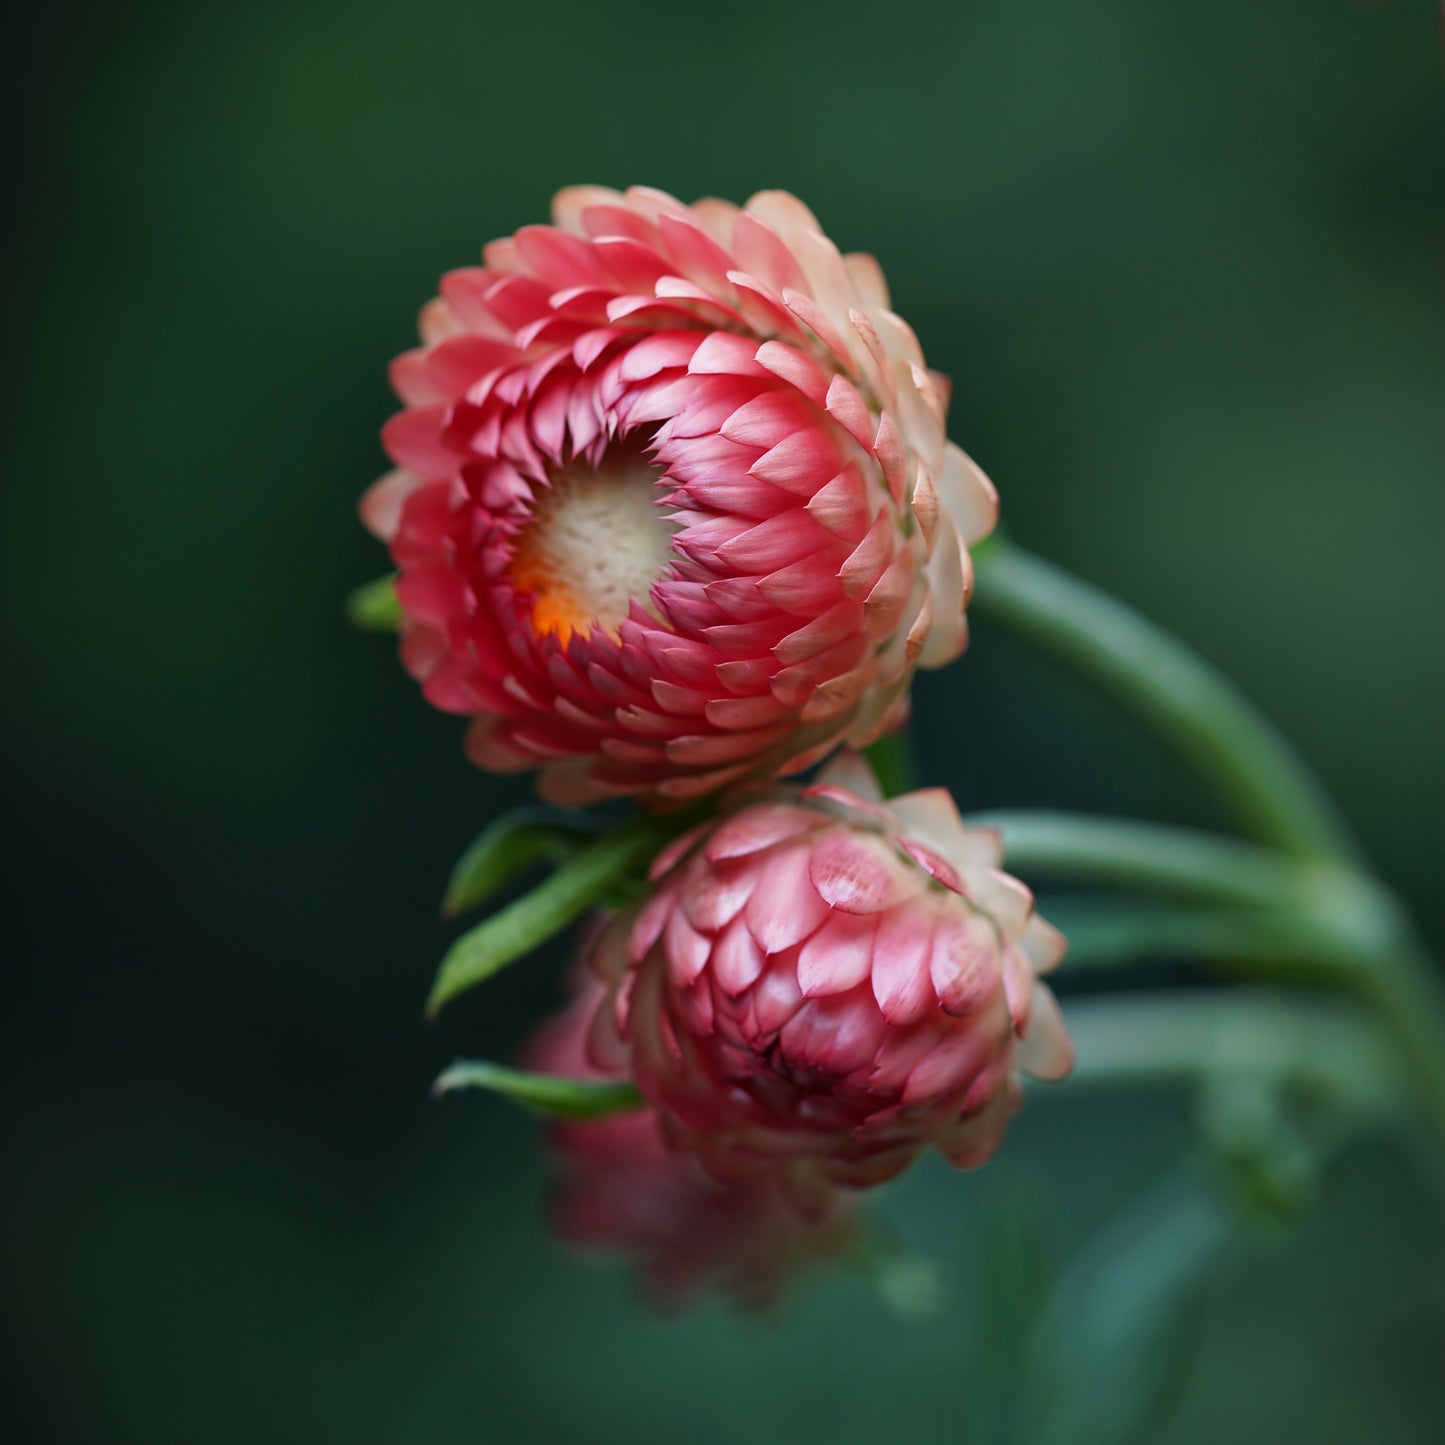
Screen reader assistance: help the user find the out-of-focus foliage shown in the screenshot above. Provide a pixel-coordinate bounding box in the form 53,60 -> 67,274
1,1 -> 1439,1442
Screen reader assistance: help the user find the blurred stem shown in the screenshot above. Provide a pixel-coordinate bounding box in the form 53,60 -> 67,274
970,538 -> 1445,1148
1057,990 -> 1404,1120
972,810 -> 1321,909
1048,900 -> 1358,978
863,728 -> 915,796
969,537 -> 1354,862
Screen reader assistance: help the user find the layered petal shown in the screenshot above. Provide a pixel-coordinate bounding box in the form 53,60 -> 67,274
590,759 -> 1072,1201
362,188 -> 998,804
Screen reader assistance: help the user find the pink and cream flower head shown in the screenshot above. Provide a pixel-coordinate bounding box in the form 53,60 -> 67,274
586,756 -> 1073,1212
361,186 -> 998,806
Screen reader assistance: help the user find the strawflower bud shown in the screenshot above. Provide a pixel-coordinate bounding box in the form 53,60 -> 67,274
587,757 -> 1072,1210
362,187 -> 997,805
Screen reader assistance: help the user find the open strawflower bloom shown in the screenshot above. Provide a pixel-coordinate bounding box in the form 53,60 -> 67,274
361,185 -> 993,805
356,187 -> 1445,1361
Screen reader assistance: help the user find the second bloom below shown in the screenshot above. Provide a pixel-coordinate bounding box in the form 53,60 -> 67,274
586,756 -> 1073,1214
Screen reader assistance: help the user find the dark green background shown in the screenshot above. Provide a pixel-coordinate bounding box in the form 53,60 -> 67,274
4,1 -> 1440,1441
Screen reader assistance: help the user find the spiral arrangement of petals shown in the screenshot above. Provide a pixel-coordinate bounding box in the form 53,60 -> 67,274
362,187 -> 997,805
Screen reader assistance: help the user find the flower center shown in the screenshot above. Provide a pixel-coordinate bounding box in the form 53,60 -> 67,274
506,449 -> 675,644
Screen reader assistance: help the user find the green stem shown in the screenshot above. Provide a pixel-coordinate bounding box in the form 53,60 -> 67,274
1049,898 -> 1445,1146
1056,990 -> 1403,1118
1047,900 -> 1357,978
972,809 -> 1314,909
863,729 -> 916,797
970,537 -> 1355,863
971,539 -> 1445,1146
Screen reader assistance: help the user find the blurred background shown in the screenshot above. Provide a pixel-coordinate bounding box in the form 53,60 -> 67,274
3,0 -> 1440,1441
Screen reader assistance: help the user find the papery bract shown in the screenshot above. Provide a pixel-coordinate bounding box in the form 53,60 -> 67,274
587,757 -> 1073,1209
526,973 -> 854,1307
362,187 -> 997,805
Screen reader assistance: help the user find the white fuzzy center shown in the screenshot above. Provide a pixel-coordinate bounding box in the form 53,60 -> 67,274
508,452 -> 674,642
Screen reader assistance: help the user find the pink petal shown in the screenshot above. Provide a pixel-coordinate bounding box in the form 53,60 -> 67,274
870,904 -> 939,1025
717,513 -> 827,573
683,862 -> 754,933
381,406 -> 457,481
706,803 -> 818,862
928,909 -> 1001,1016
808,828 -> 921,915
711,912 -> 766,995
782,991 -> 888,1076
664,904 -> 712,987
750,431 -> 844,495
806,469 -> 874,540
744,845 -> 833,953
797,910 -> 878,997
753,340 -> 830,406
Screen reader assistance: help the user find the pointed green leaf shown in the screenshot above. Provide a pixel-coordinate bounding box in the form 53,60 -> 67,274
426,816 -> 671,1017
442,808 -> 605,918
432,1059 -> 644,1118
346,572 -> 401,632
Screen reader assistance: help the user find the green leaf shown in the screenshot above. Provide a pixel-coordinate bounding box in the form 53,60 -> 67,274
425,816 -> 671,1017
442,808 -> 605,918
433,1059 -> 644,1118
346,572 -> 401,632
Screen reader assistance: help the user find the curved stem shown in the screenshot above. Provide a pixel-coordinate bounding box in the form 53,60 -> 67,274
971,809 -> 1316,910
1056,990 -> 1403,1112
969,537 -> 1356,863
970,538 -> 1445,1146
1046,900 -> 1357,978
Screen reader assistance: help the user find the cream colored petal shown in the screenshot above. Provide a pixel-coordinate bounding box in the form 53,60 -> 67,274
815,748 -> 885,801
937,443 -> 1000,547
743,189 -> 825,240
551,184 -> 623,236
919,527 -> 967,668
1015,981 -> 1074,1081
622,185 -> 695,224
885,786 -> 970,861
689,196 -> 742,245
891,360 -> 947,478
871,307 -> 927,369
965,867 -> 1034,938
952,826 -> 1005,869
418,296 -> 463,345
1019,914 -> 1069,975
359,467 -> 423,542
843,251 -> 890,309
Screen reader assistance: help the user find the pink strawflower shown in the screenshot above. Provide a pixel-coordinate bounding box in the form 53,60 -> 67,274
587,756 -> 1072,1210
525,975 -> 855,1307
362,187 -> 997,805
